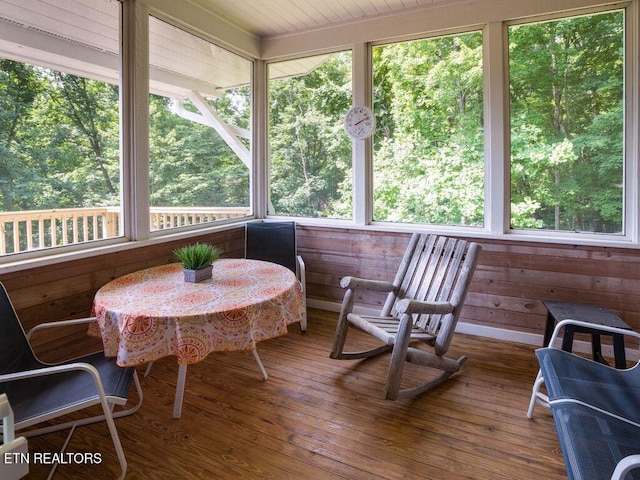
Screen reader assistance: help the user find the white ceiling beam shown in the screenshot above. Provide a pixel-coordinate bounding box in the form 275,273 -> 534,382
0,19 -> 224,98
143,0 -> 260,59
170,97 -> 250,138
260,0 -> 625,59
174,91 -> 251,168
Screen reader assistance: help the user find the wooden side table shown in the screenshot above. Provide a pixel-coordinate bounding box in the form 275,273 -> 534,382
542,301 -> 631,369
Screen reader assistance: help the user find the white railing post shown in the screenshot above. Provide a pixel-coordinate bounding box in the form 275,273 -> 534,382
0,221 -> 5,255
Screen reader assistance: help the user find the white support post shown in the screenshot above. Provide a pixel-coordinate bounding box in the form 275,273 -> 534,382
483,21 -> 509,235
121,0 -> 150,241
253,59 -> 270,218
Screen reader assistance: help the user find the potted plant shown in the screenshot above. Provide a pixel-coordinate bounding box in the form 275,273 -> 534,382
173,243 -> 222,283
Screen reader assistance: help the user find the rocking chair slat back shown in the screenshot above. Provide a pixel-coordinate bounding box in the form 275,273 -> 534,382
330,233 -> 481,400
387,235 -> 470,335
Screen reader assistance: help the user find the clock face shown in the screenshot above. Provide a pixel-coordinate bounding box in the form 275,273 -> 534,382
344,106 -> 375,140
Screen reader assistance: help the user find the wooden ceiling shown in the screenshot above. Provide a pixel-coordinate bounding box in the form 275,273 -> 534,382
0,0 -> 386,93
190,0 -> 463,38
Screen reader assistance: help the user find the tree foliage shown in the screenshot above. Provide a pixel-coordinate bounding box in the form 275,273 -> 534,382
0,10 -> 626,236
509,11 -> 624,232
269,52 -> 353,218
148,92 -> 250,208
372,32 -> 484,225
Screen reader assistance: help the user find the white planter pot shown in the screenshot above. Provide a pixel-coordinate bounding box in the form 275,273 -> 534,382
183,264 -> 213,283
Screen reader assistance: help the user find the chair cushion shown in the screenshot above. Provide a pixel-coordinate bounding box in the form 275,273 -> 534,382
246,222 -> 298,274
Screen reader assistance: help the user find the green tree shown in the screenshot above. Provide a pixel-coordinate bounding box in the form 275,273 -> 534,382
43,73 -> 120,207
373,32 -> 485,225
0,60 -> 43,211
149,90 -> 250,209
509,11 -> 624,232
269,52 -> 352,218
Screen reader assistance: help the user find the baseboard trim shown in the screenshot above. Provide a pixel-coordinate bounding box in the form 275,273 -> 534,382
307,298 -> 629,359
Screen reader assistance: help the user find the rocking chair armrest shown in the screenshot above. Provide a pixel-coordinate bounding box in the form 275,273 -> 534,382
340,276 -> 396,293
396,298 -> 454,315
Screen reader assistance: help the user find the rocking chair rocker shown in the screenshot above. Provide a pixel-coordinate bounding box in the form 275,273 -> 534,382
330,233 -> 481,400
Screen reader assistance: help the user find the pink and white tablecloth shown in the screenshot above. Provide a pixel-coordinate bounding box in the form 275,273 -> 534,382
91,259 -> 305,367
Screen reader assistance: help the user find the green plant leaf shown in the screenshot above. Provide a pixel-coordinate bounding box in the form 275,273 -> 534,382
173,243 -> 222,270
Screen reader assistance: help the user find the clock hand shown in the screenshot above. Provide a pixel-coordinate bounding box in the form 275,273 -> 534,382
354,118 -> 367,125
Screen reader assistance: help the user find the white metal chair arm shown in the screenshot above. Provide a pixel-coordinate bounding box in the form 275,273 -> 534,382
26,316 -> 98,341
547,318 -> 640,348
296,255 -> 308,331
611,455 -> 640,480
0,362 -> 104,392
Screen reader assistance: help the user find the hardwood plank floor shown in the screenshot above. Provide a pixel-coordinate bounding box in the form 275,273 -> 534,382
22,309 -> 567,479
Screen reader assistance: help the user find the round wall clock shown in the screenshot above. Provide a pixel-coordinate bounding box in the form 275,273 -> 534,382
343,106 -> 375,140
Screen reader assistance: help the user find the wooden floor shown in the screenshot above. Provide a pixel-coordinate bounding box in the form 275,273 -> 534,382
23,309 -> 568,479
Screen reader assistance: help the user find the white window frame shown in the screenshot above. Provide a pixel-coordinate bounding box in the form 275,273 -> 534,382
264,2 -> 640,251
0,0 -> 257,268
2,0 -> 640,271
501,4 -> 637,246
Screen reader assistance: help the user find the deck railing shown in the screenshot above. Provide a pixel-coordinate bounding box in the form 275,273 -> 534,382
0,206 -> 250,255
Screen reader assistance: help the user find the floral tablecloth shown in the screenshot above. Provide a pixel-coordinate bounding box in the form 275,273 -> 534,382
91,259 -> 305,366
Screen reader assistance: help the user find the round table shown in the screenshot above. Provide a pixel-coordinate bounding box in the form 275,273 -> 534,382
91,258 -> 305,417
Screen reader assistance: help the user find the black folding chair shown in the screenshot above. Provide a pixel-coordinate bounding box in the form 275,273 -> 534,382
0,282 -> 142,479
246,221 -> 307,331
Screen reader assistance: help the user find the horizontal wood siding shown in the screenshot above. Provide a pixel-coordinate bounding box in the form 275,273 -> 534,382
296,226 -> 640,339
3,224 -> 640,347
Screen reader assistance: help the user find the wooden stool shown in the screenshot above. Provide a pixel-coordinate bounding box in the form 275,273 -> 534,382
542,301 -> 631,369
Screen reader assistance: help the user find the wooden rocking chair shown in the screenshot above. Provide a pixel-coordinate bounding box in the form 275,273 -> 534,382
330,233 -> 481,400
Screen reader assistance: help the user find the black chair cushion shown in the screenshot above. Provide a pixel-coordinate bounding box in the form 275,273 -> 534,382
1,352 -> 135,425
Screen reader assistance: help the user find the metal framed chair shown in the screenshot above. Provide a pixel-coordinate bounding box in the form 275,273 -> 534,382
330,233 -> 481,400
527,320 -> 640,480
0,282 -> 142,480
246,221 -> 307,331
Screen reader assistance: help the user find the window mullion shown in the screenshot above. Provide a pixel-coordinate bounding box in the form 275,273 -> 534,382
352,43 -> 373,226
253,59 -> 268,219
625,0 -> 639,242
483,21 -> 509,234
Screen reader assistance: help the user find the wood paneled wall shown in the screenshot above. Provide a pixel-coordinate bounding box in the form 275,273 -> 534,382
2,224 -> 640,347
0,227 -> 245,335
295,226 -> 640,341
